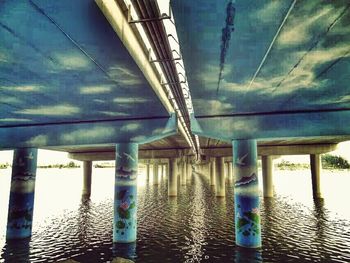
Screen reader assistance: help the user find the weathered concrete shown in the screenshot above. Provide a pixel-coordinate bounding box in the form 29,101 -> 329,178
215,157 -> 225,197
168,158 -> 178,196
262,156 -> 274,198
310,154 -> 322,199
82,161 -> 92,197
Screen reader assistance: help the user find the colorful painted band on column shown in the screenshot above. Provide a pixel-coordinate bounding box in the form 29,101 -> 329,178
232,139 -> 261,248
6,148 -> 38,239
114,143 -> 138,243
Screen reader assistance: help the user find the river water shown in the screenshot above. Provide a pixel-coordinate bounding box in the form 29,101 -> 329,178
0,167 -> 350,262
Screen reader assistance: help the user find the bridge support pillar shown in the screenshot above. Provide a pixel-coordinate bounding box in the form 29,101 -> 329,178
228,162 -> 233,184
181,160 -> 187,185
187,163 -> 192,182
210,158 -> 216,186
153,163 -> 159,185
233,139 -> 261,248
114,143 -> 138,243
146,163 -> 150,182
6,148 -> 38,240
82,161 -> 92,198
215,157 -> 225,197
163,164 -> 167,178
262,156 -> 274,198
168,158 -> 178,196
310,154 -> 322,199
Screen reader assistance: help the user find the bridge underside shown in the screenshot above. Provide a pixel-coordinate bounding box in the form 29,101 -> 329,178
45,135 -> 349,161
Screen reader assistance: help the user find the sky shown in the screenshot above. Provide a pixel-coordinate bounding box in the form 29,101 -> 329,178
0,141 -> 349,165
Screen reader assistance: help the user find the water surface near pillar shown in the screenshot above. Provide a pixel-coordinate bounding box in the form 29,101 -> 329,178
0,167 -> 350,262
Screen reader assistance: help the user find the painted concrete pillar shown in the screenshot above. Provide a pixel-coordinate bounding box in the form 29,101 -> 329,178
159,164 -> 163,179
215,157 -> 225,197
168,158 -> 178,196
153,163 -> 159,185
210,159 -> 216,186
163,164 -> 167,178
181,160 -> 187,185
177,159 -> 182,185
82,161 -> 92,197
162,164 -> 166,178
233,139 -> 261,248
114,143 -> 138,243
187,163 -> 192,182
228,162 -> 233,184
6,148 -> 38,239
146,163 -> 150,181
262,156 -> 274,198
310,154 -> 322,199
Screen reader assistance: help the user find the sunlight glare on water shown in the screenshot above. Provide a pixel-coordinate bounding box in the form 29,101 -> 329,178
0,166 -> 350,262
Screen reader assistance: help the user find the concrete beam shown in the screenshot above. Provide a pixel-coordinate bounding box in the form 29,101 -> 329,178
68,143 -> 337,161
201,143 -> 337,157
68,148 -> 193,161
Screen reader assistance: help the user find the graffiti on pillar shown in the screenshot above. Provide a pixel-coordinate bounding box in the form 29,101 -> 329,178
114,144 -> 138,242
233,140 -> 261,247
236,196 -> 260,237
116,151 -> 137,181
7,195 -> 35,231
7,149 -> 37,239
115,187 -> 137,237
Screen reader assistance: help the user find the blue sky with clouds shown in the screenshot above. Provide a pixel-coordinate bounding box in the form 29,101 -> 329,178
172,0 -> 350,141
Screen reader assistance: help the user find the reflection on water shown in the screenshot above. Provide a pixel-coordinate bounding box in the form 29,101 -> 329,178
234,247 -> 262,263
113,242 -> 137,260
0,167 -> 350,262
1,239 -> 30,263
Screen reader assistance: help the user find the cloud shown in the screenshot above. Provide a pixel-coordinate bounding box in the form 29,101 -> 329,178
99,111 -> 129,117
113,97 -> 149,103
131,135 -> 147,142
152,128 -> 164,135
54,53 -> 91,70
0,84 -> 43,92
108,65 -> 143,86
80,85 -> 112,94
194,99 -> 233,114
26,135 -> 48,146
278,5 -> 334,46
229,119 -> 259,135
15,104 -> 80,116
0,51 -> 8,63
253,1 -> 286,23
0,96 -> 21,104
0,118 -> 31,122
316,94 -> 350,105
212,41 -> 350,98
60,126 -> 115,144
93,99 -> 105,103
120,123 -> 141,132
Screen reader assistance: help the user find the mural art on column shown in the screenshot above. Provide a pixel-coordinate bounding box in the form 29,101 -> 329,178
7,148 -> 38,239
114,143 -> 138,243
233,140 -> 261,248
